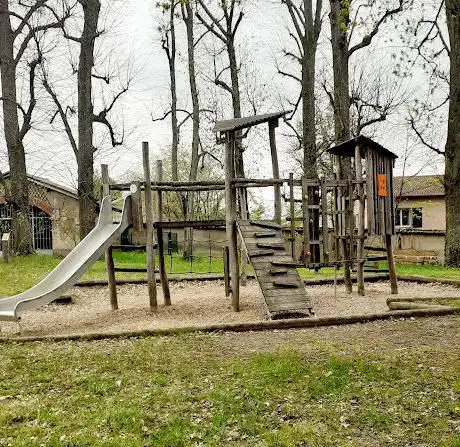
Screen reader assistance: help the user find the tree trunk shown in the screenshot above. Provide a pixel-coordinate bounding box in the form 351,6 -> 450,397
227,39 -> 245,181
329,0 -> 352,178
329,0 -> 352,289
301,43 -> 317,178
183,1 -> 200,259
444,0 -> 460,266
302,36 -> 321,262
77,0 -> 100,239
0,0 -> 33,254
169,0 -> 179,182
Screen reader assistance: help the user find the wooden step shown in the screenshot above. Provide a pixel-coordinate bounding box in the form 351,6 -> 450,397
271,260 -> 301,268
249,220 -> 282,230
366,255 -> 387,261
254,232 -> 277,238
249,249 -> 275,257
257,242 -> 285,250
273,280 -> 300,288
269,269 -> 289,275
364,246 -> 386,252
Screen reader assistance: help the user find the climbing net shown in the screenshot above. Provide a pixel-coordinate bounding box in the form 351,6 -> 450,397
161,189 -> 227,275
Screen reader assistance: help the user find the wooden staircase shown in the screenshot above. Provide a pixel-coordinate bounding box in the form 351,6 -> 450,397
237,220 -> 313,319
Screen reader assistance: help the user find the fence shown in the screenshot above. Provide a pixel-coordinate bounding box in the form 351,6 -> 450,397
0,204 -> 53,253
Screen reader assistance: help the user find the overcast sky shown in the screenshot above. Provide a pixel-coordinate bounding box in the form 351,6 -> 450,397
0,0 -> 447,192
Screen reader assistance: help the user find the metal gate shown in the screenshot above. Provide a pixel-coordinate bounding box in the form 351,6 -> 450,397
0,204 -> 53,252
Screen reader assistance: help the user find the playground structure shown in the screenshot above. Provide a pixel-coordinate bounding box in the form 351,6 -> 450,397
104,111 -> 399,320
0,110 -> 401,323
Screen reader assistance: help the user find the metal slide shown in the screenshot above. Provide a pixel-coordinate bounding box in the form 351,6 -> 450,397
0,195 -> 132,322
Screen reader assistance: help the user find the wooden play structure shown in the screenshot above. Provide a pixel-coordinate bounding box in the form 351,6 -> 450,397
103,111 -> 399,320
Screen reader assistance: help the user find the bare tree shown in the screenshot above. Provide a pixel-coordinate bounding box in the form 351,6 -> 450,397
46,0 -> 129,238
280,0 -> 323,178
156,0 -> 180,181
196,0 -> 246,180
444,0 -> 460,265
328,0 -> 406,176
408,0 -> 460,265
0,0 -> 69,254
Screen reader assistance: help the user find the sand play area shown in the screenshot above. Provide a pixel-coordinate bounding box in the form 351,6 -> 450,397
1,279 -> 459,338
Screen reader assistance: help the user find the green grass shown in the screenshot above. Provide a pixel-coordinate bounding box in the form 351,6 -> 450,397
395,263 -> 460,280
0,322 -> 459,446
0,252 -> 224,296
2,252 -> 460,296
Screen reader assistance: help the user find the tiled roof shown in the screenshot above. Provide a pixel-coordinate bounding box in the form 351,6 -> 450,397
2,172 -> 78,199
328,135 -> 398,160
393,175 -> 444,198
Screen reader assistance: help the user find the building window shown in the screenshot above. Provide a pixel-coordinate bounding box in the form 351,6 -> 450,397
396,207 -> 423,229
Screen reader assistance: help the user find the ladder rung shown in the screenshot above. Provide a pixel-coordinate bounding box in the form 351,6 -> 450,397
257,242 -> 285,250
273,280 -> 300,288
269,269 -> 289,275
250,249 -> 275,257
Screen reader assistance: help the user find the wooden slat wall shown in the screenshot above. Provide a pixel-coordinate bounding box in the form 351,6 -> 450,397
365,147 -> 395,236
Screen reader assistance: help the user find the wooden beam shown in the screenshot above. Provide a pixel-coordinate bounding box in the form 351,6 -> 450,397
289,173 -> 295,259
302,176 -> 310,266
155,160 -> 171,305
385,234 -> 398,294
355,145 -> 366,296
154,220 -> 225,229
2,232 -> 10,263
142,142 -> 158,311
131,181 -> 143,235
269,120 -> 281,224
225,132 -> 240,312
101,164 -> 117,310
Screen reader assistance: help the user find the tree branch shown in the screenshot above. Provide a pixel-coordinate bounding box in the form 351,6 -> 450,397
93,113 -> 124,147
18,53 -> 42,140
348,1 -> 403,56
278,69 -> 302,84
42,72 -> 78,157
409,117 -> 445,156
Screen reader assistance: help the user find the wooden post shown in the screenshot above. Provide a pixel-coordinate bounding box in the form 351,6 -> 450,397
101,164 -> 118,310
131,181 -> 143,244
386,234 -> 398,294
340,183 -> 353,294
269,119 -> 282,224
155,160 -> 171,305
225,131 -> 240,311
302,176 -> 310,266
239,192 -> 248,287
2,232 -> 10,263
321,180 -> 329,264
355,146 -> 365,296
142,142 -> 158,310
223,246 -> 230,296
289,173 -> 295,259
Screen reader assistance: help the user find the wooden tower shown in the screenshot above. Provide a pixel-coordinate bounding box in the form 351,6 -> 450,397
328,135 -> 398,294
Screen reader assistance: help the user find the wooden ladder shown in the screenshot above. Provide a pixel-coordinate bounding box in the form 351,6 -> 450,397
237,220 -> 314,319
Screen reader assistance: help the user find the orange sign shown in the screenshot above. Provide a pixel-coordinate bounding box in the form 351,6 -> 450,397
377,174 -> 388,197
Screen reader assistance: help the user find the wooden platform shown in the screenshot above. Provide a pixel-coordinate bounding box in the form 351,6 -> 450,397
237,220 -> 313,319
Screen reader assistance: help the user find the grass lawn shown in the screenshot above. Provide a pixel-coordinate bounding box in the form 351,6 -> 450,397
2,252 -> 460,296
395,263 -> 460,280
0,252 -> 225,296
0,318 -> 459,446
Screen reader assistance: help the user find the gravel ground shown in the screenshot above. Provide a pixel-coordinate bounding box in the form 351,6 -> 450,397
0,280 -> 459,337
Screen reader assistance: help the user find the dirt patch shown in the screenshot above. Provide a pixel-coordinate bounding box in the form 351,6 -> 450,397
0,280 -> 459,338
